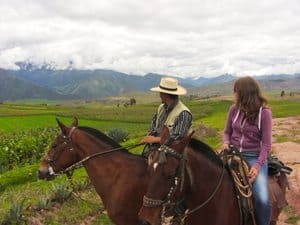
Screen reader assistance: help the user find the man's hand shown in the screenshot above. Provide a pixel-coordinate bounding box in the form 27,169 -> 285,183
141,135 -> 161,144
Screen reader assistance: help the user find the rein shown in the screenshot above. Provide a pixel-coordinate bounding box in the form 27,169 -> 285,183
184,162 -> 225,217
57,143 -> 143,176
54,146 -> 130,176
47,127 -> 143,177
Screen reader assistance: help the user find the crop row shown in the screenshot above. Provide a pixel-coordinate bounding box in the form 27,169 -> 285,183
0,127 -> 59,173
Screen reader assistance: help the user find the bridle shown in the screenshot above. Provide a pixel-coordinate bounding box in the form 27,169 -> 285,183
45,127 -> 78,177
142,144 -> 225,222
45,126 -> 142,177
143,145 -> 186,223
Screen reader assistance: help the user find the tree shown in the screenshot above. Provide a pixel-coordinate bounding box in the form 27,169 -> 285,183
129,98 -> 136,105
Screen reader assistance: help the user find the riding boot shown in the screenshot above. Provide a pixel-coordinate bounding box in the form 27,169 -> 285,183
170,199 -> 187,225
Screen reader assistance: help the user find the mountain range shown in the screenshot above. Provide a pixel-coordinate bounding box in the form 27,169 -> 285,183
0,62 -> 299,101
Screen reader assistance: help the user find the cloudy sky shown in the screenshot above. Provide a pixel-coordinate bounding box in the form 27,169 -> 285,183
0,0 -> 300,77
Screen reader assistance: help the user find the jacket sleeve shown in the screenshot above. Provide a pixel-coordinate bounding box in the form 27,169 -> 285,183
254,108 -> 272,171
223,105 -> 235,144
169,111 -> 192,140
148,113 -> 158,135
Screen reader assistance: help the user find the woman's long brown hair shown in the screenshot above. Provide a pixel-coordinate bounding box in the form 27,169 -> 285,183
234,76 -> 268,122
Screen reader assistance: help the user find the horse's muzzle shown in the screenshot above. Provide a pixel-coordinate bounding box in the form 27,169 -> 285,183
38,168 -> 54,180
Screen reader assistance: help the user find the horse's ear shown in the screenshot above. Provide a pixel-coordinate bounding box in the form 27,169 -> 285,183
188,130 -> 195,139
56,118 -> 68,135
71,117 -> 78,127
171,131 -> 195,153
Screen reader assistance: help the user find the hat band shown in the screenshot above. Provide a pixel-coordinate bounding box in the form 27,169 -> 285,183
159,85 -> 178,91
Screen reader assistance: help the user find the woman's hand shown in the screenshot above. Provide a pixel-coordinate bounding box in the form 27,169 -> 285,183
222,143 -> 230,151
248,167 -> 258,183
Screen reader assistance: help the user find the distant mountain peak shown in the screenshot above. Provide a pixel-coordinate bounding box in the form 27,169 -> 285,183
144,73 -> 163,78
15,61 -> 56,71
219,73 -> 235,78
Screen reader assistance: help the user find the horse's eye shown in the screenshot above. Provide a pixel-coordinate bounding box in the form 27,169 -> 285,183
52,144 -> 57,148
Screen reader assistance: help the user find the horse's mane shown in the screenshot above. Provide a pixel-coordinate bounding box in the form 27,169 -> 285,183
188,138 -> 223,167
78,126 -> 125,150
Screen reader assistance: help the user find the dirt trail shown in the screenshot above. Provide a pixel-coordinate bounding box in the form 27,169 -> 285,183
272,116 -> 300,225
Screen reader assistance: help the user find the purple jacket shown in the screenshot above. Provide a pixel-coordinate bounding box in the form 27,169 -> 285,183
223,105 -> 272,171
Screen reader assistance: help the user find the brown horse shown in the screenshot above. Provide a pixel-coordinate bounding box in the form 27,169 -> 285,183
139,134 -> 243,225
139,135 -> 291,225
38,118 -> 149,225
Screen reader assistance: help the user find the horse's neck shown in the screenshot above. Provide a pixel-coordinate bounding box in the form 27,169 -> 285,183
72,130 -> 147,203
183,150 -> 240,225
185,149 -> 228,200
73,130 -> 114,159
186,148 -> 222,177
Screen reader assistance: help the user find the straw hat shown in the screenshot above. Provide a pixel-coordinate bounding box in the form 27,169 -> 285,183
150,77 -> 187,95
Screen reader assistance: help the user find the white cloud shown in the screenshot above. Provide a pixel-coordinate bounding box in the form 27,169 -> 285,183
0,0 -> 300,77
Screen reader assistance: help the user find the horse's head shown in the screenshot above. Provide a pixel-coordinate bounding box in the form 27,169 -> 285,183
139,132 -> 193,225
38,118 -> 79,180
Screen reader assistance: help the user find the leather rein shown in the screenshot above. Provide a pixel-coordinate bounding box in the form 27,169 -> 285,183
45,127 -> 142,177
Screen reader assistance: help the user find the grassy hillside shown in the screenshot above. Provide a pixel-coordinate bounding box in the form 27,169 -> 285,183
0,70 -> 71,101
189,77 -> 300,98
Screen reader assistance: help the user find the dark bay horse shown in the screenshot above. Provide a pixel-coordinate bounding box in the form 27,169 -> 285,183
138,135 -> 290,225
38,118 -> 149,225
139,134 -> 245,225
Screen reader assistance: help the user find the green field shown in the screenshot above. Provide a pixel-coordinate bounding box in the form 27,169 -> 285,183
0,96 -> 299,224
2,98 -> 298,132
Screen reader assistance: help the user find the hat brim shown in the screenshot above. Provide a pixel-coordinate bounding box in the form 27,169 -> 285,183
150,85 -> 187,95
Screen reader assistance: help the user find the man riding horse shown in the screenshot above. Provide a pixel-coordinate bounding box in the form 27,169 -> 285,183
141,77 -> 192,224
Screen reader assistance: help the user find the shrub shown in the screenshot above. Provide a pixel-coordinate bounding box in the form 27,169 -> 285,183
72,178 -> 90,192
107,128 -> 129,143
2,198 -> 26,225
192,123 -> 218,140
51,181 -> 72,203
36,198 -> 51,211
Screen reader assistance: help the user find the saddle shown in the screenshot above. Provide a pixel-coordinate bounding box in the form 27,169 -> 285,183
220,148 -> 293,225
219,146 -> 256,225
268,155 -> 292,223
268,155 -> 292,177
